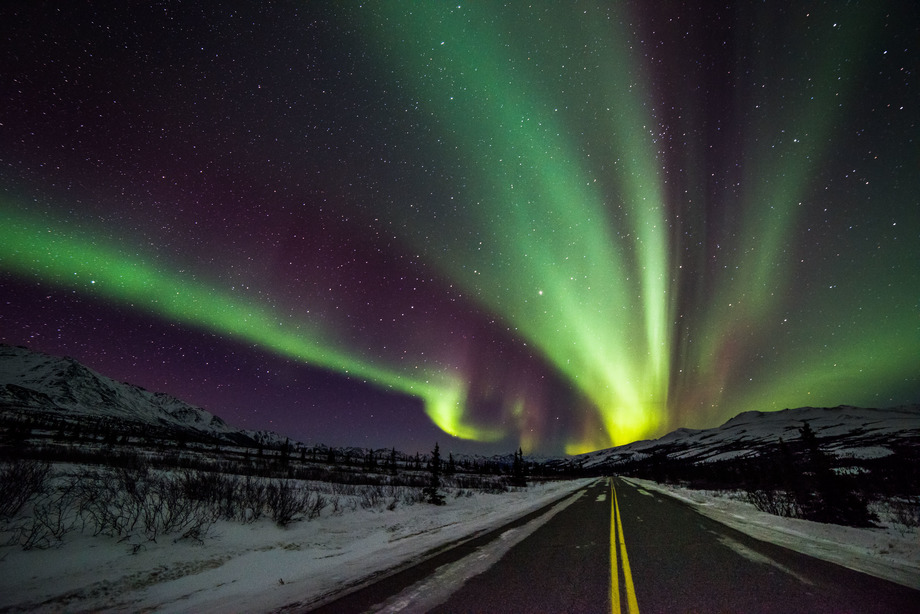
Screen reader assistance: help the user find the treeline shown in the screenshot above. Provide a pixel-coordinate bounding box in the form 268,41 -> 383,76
0,411 -> 576,485
0,409 -> 249,450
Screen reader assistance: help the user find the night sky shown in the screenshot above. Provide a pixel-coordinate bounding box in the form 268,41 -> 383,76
2,2 -> 918,456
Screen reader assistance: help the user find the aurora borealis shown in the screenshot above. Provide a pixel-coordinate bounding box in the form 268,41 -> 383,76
1,2 -> 918,455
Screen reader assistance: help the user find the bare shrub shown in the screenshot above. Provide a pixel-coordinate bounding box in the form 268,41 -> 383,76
306,493 -> 328,520
360,485 -> 385,509
887,496 -> 920,530
400,486 -> 426,506
238,475 -> 268,523
330,482 -> 359,497
140,475 -> 217,542
478,478 -> 510,494
72,469 -> 144,537
23,465 -> 219,547
745,489 -> 802,518
266,479 -> 313,526
0,459 -> 52,520
217,474 -> 242,520
15,481 -> 78,550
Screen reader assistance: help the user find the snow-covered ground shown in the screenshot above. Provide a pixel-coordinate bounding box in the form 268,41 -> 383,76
0,479 -> 593,613
624,477 -> 920,591
2,476 -> 917,612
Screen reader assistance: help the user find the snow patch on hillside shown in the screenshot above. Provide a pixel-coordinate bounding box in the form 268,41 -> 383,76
829,446 -> 894,460
0,344 -> 240,438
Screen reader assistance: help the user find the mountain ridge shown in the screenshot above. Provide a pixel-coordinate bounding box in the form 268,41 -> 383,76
0,344 -> 257,447
572,403 -> 920,472
2,344 -> 918,466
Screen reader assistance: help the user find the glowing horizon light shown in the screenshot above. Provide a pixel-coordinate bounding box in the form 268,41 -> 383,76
0,204 -> 495,442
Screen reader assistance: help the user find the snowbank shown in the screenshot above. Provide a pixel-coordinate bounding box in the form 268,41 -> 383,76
623,477 -> 920,590
0,479 -> 592,613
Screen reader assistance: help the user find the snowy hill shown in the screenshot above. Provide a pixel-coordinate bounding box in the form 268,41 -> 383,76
0,345 -> 525,470
0,344 -> 255,446
573,405 -> 920,471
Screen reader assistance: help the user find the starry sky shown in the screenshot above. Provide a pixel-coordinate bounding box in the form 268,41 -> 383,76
1,2 -> 918,456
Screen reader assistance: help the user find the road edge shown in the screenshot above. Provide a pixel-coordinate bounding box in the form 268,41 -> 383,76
620,476 -> 920,591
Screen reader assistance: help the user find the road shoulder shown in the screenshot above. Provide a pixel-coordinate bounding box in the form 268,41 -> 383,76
621,476 -> 920,590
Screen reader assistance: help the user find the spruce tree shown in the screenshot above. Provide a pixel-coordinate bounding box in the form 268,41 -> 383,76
279,438 -> 290,467
511,447 -> 527,487
424,443 -> 446,505
798,421 -> 876,526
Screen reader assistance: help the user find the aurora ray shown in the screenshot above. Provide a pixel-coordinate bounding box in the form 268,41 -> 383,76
355,2 -> 672,450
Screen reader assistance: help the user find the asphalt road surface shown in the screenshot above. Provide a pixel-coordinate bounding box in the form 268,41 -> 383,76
307,478 -> 920,613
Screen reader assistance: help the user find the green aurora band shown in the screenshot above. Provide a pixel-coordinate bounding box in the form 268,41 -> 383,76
358,4 -> 672,452
0,206 -> 501,442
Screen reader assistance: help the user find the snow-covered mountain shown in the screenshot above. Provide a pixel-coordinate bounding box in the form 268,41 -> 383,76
0,344 -> 255,445
0,345 -> 508,462
573,405 -> 920,471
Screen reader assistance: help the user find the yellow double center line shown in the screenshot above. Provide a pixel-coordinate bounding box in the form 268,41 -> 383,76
610,479 -> 640,614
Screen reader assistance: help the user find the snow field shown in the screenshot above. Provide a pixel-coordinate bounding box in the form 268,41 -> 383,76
0,477 -> 594,613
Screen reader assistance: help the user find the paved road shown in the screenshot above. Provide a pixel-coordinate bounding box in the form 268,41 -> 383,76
307,478 -> 920,613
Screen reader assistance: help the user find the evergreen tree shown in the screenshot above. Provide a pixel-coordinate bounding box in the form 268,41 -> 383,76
279,438 -> 291,467
389,447 -> 398,475
511,447 -> 527,487
798,421 -> 876,527
424,443 -> 446,505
